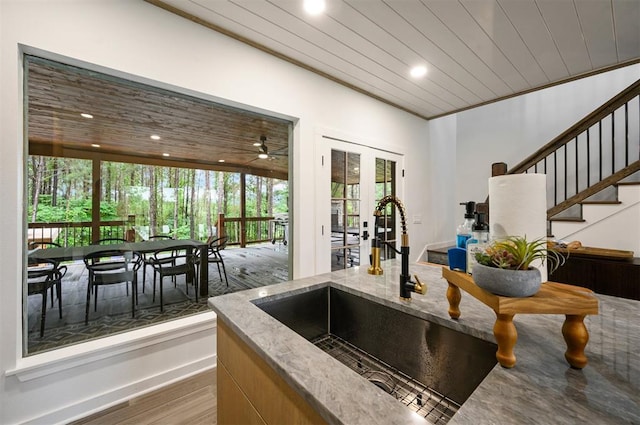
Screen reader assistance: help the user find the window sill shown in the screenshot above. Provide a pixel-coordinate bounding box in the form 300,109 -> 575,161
6,311 -> 216,382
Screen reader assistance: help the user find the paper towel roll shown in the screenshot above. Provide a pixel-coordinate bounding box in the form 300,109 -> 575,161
489,174 -> 548,281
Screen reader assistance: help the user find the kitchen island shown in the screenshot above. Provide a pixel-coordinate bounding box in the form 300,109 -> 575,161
208,261 -> 639,424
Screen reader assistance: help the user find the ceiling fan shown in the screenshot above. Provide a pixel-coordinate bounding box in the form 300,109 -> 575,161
257,135 -> 269,159
255,135 -> 287,160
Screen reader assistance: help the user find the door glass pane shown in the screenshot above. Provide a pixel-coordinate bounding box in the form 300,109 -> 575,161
331,149 -> 360,270
375,158 -> 397,260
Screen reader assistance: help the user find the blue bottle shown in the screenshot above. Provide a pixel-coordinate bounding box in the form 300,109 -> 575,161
466,213 -> 489,275
456,201 -> 475,248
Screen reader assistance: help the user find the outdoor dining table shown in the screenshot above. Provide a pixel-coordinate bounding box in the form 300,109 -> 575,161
28,239 -> 210,297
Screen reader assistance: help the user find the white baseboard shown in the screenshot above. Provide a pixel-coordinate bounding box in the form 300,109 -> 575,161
7,313 -> 217,425
56,358 -> 216,425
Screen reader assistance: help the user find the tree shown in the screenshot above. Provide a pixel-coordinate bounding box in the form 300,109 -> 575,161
51,158 -> 59,207
205,170 -> 213,235
267,178 -> 274,216
149,166 -> 157,235
31,156 -> 45,222
104,162 -> 112,203
256,176 -> 263,217
172,168 -> 179,238
189,168 -> 196,239
216,171 -> 224,215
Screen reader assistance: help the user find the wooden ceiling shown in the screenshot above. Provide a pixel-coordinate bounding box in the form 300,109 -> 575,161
26,56 -> 291,180
153,0 -> 640,120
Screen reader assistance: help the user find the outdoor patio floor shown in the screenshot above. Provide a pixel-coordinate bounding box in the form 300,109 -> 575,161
25,243 -> 289,355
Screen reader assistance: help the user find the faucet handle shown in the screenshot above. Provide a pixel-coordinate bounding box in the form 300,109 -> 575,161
413,274 -> 427,295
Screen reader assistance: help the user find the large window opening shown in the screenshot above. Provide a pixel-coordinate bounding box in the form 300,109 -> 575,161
24,56 -> 291,355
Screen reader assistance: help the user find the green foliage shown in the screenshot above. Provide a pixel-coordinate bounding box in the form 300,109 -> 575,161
28,156 -> 290,246
475,235 -> 565,273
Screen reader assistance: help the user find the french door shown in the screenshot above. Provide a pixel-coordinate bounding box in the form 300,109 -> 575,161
315,136 -> 403,274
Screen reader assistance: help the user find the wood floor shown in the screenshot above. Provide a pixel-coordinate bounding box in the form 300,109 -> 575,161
71,369 -> 217,425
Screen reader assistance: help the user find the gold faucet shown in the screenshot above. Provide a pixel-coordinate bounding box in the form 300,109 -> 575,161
367,195 -> 426,300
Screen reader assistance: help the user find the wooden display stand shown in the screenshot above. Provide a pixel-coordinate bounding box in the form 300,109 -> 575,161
442,268 -> 599,369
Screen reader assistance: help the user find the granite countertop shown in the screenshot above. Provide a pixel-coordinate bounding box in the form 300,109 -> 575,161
208,261 -> 640,425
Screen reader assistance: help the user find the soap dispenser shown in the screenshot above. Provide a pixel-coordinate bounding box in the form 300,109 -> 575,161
456,201 -> 476,248
466,212 -> 489,275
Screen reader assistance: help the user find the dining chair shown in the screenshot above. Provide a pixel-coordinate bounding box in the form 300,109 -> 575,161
141,235 -> 174,293
28,241 -> 63,307
83,249 -> 141,325
27,257 -> 67,337
90,238 -> 131,294
198,236 -> 229,287
92,238 -> 127,245
149,245 -> 198,312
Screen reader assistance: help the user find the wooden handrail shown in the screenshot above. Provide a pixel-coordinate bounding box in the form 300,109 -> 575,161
502,78 -> 640,218
547,160 -> 640,218
509,78 -> 640,175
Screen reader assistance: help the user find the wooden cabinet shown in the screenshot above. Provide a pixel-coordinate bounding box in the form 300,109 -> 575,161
216,319 -> 328,425
550,256 -> 640,301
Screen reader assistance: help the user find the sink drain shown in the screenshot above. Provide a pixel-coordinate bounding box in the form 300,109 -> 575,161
363,370 -> 396,394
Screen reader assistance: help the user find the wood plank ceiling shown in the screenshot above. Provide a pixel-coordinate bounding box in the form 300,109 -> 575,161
27,57 -> 291,180
150,0 -> 640,120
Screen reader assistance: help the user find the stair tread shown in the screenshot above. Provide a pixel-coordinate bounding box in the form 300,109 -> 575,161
616,181 -> 640,186
581,200 -> 622,205
550,217 -> 586,222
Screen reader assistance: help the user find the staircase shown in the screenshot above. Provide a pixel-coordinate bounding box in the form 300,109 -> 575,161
506,78 -> 640,254
426,78 -> 640,266
551,181 -> 640,254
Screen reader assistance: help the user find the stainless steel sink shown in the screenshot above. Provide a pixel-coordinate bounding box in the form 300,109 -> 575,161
255,285 -> 497,423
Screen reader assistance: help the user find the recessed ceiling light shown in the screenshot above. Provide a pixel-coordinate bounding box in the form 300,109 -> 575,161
91,143 -> 101,148
162,153 -> 170,157
258,153 -> 269,159
303,0 -> 325,15
81,113 -> 93,119
151,134 -> 161,140
253,142 -> 262,146
410,65 -> 428,79
218,159 -> 225,163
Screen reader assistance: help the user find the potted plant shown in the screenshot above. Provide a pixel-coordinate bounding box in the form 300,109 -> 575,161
473,235 -> 566,297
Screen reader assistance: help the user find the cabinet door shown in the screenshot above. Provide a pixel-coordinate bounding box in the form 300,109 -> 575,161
218,363 -> 266,425
217,320 -> 328,425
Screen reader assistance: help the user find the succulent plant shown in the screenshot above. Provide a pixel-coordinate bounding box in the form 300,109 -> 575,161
475,235 -> 566,273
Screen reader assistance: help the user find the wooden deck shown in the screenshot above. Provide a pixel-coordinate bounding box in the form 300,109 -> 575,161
26,244 -> 289,355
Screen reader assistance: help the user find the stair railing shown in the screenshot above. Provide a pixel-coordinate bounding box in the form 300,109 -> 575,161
507,78 -> 640,218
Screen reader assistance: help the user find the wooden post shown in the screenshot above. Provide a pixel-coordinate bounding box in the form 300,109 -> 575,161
217,213 -> 225,239
91,159 -> 101,243
492,162 -> 507,177
480,162 -> 508,223
125,214 -> 136,241
240,173 -> 246,248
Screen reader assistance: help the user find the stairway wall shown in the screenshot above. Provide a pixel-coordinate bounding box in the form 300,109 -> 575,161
428,63 -> 640,255
552,184 -> 640,254
449,64 -> 640,211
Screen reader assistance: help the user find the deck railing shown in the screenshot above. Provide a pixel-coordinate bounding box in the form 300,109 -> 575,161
220,216 -> 284,247
28,215 -> 281,248
28,219 -> 133,247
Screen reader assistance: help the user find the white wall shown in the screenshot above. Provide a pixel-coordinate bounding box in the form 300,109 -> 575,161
429,63 -> 640,245
0,1 -> 430,423
424,114 -> 457,252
